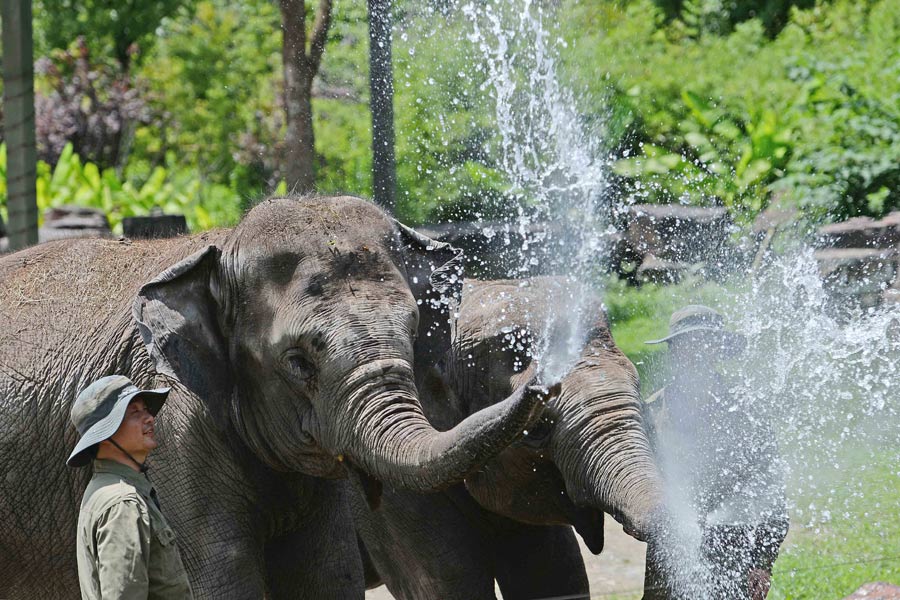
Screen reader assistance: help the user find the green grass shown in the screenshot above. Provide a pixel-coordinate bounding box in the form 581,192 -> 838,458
769,451 -> 900,599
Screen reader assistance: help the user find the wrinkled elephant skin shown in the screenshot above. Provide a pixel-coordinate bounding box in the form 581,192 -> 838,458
353,277 -> 667,600
0,196 -> 544,599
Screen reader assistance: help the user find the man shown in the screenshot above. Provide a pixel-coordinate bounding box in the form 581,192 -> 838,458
67,375 -> 193,599
641,306 -> 788,600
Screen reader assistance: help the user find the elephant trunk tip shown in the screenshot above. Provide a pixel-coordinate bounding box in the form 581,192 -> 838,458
621,501 -> 671,543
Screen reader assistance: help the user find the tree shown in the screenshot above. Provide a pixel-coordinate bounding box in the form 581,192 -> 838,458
367,0 -> 395,213
2,0 -> 39,249
280,0 -> 333,194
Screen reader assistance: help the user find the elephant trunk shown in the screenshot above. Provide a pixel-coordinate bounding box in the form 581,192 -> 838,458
341,359 -> 544,492
552,357 -> 667,542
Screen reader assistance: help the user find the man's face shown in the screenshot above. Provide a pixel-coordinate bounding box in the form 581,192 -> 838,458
109,397 -> 157,457
669,332 -> 723,372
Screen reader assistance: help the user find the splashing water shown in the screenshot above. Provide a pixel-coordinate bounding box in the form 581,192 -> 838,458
729,248 -> 900,518
459,0 -> 613,383
639,245 -> 900,597
399,1 -> 900,597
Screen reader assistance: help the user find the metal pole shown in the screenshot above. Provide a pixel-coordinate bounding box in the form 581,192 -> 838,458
2,0 -> 39,250
367,0 -> 396,214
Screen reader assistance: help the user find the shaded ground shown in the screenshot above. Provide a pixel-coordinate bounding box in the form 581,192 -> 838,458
364,518 -> 648,600
577,518 -> 646,599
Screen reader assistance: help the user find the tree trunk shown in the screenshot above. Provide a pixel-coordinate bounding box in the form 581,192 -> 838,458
280,0 -> 333,195
367,0 -> 396,213
2,0 -> 38,250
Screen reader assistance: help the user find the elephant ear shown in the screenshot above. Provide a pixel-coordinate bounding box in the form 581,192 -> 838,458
393,221 -> 464,372
132,246 -> 232,405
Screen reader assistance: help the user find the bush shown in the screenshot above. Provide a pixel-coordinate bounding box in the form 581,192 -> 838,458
132,0 -> 283,202
0,143 -> 242,233
130,0 -> 375,206
652,0 -> 820,37
34,38 -> 148,168
559,0 -> 900,224
34,0 -> 189,68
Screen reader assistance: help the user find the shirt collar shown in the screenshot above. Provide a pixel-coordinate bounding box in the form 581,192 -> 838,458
92,458 -> 154,496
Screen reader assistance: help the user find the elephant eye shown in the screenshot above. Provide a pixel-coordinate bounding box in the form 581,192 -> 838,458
520,415 -> 554,448
286,352 -> 317,387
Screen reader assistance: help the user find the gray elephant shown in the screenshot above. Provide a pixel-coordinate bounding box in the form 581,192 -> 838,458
353,276 -> 667,599
0,195 -> 547,599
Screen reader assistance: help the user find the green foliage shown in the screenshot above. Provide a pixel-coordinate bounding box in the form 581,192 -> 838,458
34,0 -> 189,67
0,143 -> 242,233
132,0 -> 283,202
313,98 -> 373,197
394,14 -> 485,222
653,0 -> 819,37
769,1 -> 900,221
391,7 -> 530,224
612,97 -> 793,218
22,0 -> 900,232
306,3 -> 375,200
561,0 -> 900,224
129,0 -> 373,206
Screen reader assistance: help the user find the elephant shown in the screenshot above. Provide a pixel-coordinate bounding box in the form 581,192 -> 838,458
0,195 -> 548,599
353,276 -> 668,600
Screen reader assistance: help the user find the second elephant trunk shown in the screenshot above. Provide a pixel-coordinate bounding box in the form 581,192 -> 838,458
551,347 -> 667,542
341,359 -> 545,492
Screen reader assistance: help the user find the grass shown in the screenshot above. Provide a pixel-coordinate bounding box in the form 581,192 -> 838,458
769,451 -> 900,599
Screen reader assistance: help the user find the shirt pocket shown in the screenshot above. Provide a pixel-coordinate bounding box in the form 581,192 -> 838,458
153,524 -> 177,547
150,520 -> 189,585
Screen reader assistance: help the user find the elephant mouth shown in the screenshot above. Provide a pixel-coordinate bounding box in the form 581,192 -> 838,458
570,505 -> 605,554
290,443 -> 347,478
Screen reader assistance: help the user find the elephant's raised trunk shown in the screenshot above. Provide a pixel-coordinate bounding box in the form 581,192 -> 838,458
552,352 -> 667,542
341,359 -> 546,492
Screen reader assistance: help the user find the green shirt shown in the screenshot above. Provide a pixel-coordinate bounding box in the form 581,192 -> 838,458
76,459 -> 193,600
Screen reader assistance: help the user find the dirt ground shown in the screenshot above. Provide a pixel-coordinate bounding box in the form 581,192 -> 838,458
364,518 -> 648,599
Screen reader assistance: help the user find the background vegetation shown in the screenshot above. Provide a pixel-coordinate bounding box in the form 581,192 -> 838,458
3,0 -> 897,229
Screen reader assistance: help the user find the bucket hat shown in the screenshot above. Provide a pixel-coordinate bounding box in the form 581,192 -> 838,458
645,305 -> 746,356
66,375 -> 170,467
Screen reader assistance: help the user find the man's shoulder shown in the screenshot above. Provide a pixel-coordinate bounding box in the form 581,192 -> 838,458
81,473 -> 148,517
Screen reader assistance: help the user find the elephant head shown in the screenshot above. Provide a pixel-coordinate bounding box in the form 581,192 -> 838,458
132,196 -> 545,492
441,277 -> 666,552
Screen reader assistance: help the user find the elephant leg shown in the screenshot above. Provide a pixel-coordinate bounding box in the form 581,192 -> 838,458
493,523 -> 590,600
265,479 -> 365,600
184,530 -> 267,598
351,484 -> 498,600
174,514 -> 269,599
